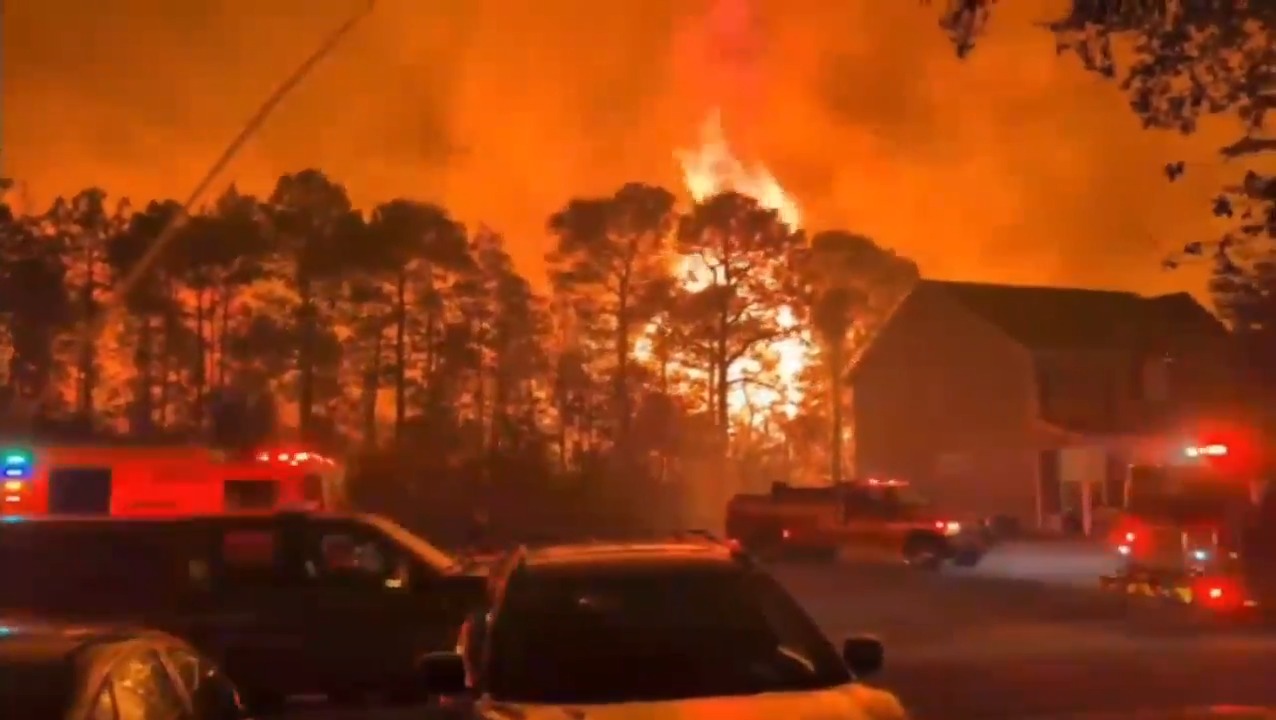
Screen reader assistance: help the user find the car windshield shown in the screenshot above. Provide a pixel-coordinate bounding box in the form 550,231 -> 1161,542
486,564 -> 850,704
361,514 -> 458,573
1127,466 -> 1250,523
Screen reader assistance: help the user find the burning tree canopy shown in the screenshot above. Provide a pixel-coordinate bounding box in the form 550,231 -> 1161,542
0,99 -> 920,530
543,106 -> 918,488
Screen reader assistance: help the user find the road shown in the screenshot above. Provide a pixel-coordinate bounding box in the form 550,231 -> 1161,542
771,553 -> 1276,719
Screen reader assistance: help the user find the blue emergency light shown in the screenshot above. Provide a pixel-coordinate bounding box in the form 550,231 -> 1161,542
1,449 -> 33,480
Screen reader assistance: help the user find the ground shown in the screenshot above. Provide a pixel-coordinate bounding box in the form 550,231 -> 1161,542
772,542 -> 1276,719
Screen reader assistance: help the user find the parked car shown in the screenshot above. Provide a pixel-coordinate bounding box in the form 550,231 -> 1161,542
415,536 -> 908,719
0,511 -> 487,710
0,618 -> 248,720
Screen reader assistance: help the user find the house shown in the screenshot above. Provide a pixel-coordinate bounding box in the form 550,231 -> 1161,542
847,279 -> 1240,531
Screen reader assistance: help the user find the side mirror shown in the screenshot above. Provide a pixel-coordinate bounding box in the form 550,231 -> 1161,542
841,636 -> 883,678
194,677 -> 251,720
417,651 -> 468,696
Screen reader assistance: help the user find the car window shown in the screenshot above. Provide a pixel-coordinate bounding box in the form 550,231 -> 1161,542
360,515 -> 457,576
486,565 -> 850,704
89,682 -> 118,720
162,646 -> 202,695
304,522 -> 406,590
214,526 -> 284,587
841,488 -> 879,519
164,646 -> 241,719
109,649 -> 187,720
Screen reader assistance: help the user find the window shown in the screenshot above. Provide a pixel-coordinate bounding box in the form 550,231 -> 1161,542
302,474 -> 324,504
305,523 -> 405,590
109,650 -> 187,720
840,487 -> 878,520
223,479 -> 280,511
220,529 -> 276,568
215,527 -> 283,587
486,567 -> 850,704
164,647 -> 241,719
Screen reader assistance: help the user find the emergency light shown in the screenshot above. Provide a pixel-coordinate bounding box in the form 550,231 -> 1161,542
0,449 -> 33,480
1184,443 -> 1228,458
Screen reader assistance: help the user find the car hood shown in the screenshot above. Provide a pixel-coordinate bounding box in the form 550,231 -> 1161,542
1029,708 -> 1276,719
476,683 -> 907,720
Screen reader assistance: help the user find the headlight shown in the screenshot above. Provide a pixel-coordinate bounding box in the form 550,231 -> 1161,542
1192,549 -> 1209,561
941,521 -> 961,535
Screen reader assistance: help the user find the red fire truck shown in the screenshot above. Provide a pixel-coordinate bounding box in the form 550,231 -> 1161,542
1101,434 -> 1270,613
725,478 -> 985,566
0,442 -> 346,517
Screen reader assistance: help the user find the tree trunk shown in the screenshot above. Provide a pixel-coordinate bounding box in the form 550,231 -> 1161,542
216,288 -> 232,387
193,288 -> 207,426
297,276 -> 315,438
363,327 -> 382,448
828,343 -> 845,486
77,253 -> 96,416
132,317 -> 154,434
394,269 -> 407,439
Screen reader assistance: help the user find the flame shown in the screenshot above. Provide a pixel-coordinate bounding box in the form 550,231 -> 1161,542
674,110 -> 802,231
635,110 -> 811,430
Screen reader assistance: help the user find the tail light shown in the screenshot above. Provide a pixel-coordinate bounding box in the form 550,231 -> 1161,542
1192,576 -> 1248,610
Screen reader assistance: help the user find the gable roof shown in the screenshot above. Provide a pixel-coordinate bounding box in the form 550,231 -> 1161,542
922,280 -> 1226,350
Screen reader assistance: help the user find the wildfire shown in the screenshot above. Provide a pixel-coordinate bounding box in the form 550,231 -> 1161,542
637,110 -> 811,429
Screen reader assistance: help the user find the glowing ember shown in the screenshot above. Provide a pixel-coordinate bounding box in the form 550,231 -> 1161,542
635,110 -> 811,429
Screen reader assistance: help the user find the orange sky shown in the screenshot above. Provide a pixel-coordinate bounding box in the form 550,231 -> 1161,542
3,0 -> 1249,298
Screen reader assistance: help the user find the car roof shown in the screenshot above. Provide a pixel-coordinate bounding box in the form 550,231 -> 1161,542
0,509 -> 366,526
0,619 -> 168,666
518,541 -> 743,576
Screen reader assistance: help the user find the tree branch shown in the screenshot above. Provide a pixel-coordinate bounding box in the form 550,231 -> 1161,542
1220,136 -> 1276,159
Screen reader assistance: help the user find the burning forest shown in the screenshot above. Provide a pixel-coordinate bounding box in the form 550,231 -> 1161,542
0,105 -> 917,535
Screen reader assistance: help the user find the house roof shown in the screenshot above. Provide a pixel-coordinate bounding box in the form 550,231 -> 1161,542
922,280 -> 1226,350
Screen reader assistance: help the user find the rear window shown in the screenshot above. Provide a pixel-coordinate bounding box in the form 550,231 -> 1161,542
487,565 -> 849,704
1128,466 -> 1249,522
224,479 -> 280,511
0,524 -> 195,613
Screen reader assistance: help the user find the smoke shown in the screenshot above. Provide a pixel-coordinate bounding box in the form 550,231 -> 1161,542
3,0 -> 1232,296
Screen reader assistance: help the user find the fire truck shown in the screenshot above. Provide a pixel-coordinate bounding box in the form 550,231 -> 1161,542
1100,432 -> 1272,613
725,478 -> 985,567
0,442 -> 347,517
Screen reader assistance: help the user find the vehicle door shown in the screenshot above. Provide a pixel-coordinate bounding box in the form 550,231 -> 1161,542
193,517 -> 312,698
838,486 -> 886,554
102,644 -> 191,720
847,485 -> 906,554
0,522 -> 193,624
874,485 -> 929,551
295,517 -> 442,692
